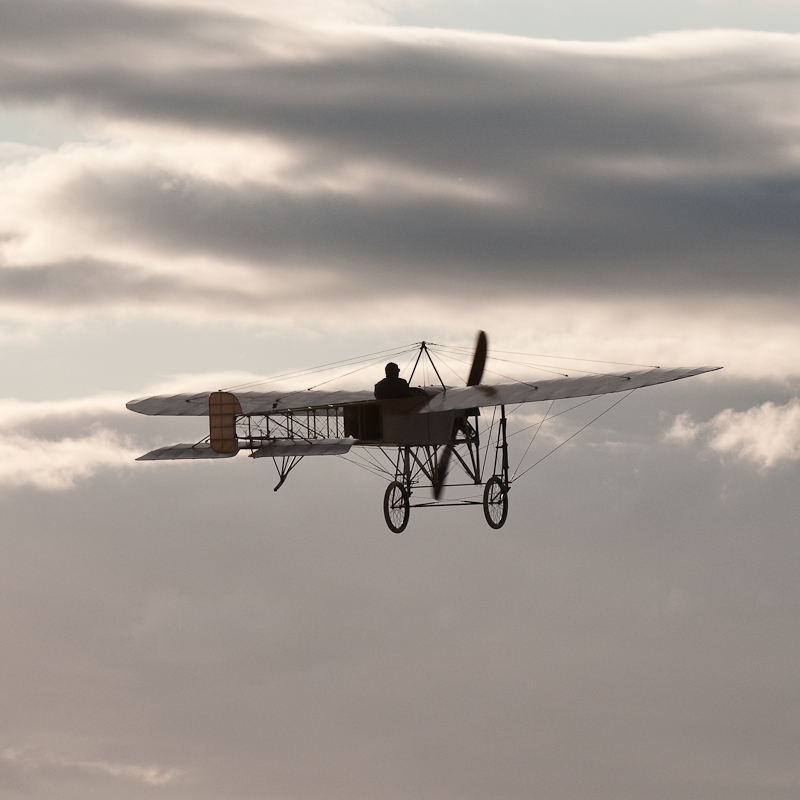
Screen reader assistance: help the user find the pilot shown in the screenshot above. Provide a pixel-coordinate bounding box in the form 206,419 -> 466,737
374,362 -> 413,400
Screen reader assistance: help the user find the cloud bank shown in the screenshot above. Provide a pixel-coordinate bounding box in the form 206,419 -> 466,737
0,395 -> 138,489
2,747 -> 183,787
666,397 -> 800,469
1,1 -> 799,336
0,371 -> 261,490
0,7 -> 796,800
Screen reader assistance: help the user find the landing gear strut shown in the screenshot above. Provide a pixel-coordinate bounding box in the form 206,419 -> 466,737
379,404 -> 511,533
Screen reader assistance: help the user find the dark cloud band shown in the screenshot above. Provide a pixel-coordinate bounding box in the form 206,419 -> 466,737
2,1 -> 800,313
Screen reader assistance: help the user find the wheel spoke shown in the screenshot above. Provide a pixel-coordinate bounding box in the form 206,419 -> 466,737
383,481 -> 410,533
483,476 -> 508,529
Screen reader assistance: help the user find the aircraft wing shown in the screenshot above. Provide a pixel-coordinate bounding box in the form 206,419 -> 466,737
127,367 -> 720,418
414,366 -> 721,413
127,389 -> 376,416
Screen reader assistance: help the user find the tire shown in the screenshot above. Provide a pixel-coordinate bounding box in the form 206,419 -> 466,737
383,481 -> 410,533
483,476 -> 508,529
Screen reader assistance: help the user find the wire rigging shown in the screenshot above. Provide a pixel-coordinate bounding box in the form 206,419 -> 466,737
512,399 -> 555,480
222,342 -> 422,392
427,348 -> 544,387
428,342 -> 658,369
430,344 -> 648,379
304,347 -> 419,391
505,394 -> 604,442
224,338 -> 643,504
511,390 -> 636,483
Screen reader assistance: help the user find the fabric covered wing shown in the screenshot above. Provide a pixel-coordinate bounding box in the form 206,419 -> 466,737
127,367 -> 720,417
136,443 -> 238,461
127,389 -> 376,416
414,366 -> 721,413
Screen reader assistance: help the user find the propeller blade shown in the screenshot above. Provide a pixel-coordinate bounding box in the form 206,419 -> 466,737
435,331 -> 486,499
466,330 -> 488,386
432,445 -> 453,500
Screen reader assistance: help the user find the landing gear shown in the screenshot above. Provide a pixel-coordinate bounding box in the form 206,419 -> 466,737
383,480 -> 410,533
483,476 -> 508,529
483,404 -> 510,529
379,403 -> 512,532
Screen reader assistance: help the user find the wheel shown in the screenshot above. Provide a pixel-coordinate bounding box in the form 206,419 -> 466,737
483,476 -> 508,529
383,481 -> 410,533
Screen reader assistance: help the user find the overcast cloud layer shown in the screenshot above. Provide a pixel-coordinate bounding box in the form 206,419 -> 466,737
2,2 -> 800,331
2,382 -> 800,800
1,3 -> 799,799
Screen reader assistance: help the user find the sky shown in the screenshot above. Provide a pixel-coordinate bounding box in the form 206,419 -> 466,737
1,1 -> 799,798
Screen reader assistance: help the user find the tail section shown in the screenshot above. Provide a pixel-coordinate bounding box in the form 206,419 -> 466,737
209,391 -> 241,454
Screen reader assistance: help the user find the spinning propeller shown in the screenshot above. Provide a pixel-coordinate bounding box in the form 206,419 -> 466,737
432,330 -> 487,499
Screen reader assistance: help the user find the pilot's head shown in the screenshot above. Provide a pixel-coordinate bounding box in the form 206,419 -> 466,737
385,362 -> 400,377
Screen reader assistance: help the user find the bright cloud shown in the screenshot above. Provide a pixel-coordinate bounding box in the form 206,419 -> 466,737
1,747 -> 184,786
0,394 -> 135,489
0,1 -> 799,351
0,428 -> 137,490
0,393 -> 129,425
665,397 -> 800,469
0,376 -> 265,490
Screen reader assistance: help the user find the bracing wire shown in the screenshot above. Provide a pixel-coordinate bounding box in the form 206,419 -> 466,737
489,349 -> 659,369
429,345 -> 570,377
255,346 -> 419,408
506,395 -> 603,442
512,399 -> 555,479
511,390 -> 635,483
428,350 -> 467,385
360,446 -> 393,474
304,347 -> 419,391
399,351 -> 419,379
426,348 -> 545,386
222,342 -> 422,392
430,344 -> 644,379
337,454 -> 390,480
428,342 -> 658,369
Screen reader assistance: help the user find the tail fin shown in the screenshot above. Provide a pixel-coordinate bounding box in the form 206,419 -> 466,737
209,392 -> 241,454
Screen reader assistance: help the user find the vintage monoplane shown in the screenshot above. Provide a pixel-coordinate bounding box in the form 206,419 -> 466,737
127,333 -> 719,532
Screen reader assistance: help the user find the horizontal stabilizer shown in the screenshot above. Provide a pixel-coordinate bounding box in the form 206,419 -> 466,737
250,438 -> 355,458
136,443 -> 239,461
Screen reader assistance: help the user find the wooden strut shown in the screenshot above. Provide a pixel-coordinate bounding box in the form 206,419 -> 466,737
498,404 -> 510,491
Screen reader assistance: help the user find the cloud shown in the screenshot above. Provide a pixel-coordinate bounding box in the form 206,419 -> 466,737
665,397 -> 800,468
0,394 -> 141,491
0,7 -> 797,800
1,2 -> 800,337
0,394 -> 137,489
0,392 -> 130,426
0,428 -> 137,490
0,374 -> 268,490
1,747 -> 183,786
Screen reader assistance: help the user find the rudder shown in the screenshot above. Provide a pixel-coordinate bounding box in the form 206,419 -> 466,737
209,391 -> 242,454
